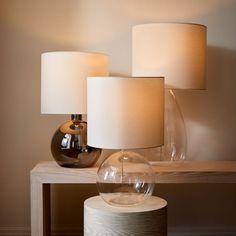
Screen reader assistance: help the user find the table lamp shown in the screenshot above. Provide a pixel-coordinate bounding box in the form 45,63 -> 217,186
132,23 -> 206,161
87,76 -> 164,206
41,51 -> 109,168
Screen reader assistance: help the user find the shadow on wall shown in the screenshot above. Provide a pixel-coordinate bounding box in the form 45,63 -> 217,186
175,46 -> 236,160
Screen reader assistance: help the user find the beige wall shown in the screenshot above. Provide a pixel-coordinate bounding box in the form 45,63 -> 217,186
1,0 -> 236,234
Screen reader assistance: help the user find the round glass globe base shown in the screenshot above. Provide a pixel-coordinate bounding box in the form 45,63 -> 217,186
97,151 -> 155,206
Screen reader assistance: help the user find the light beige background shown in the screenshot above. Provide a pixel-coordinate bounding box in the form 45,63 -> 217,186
0,0 -> 236,234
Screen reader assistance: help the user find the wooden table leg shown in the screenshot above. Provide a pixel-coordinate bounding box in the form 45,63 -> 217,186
31,176 -> 51,236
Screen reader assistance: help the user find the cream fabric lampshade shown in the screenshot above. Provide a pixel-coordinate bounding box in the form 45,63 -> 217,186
87,77 -> 164,149
41,51 -> 109,114
132,23 -> 206,89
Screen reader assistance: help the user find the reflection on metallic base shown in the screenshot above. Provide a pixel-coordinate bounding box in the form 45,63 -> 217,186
51,115 -> 101,168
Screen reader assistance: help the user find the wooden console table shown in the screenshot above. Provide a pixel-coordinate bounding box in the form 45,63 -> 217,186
30,161 -> 236,236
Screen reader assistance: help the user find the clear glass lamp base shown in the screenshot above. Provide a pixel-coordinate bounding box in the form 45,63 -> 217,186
155,89 -> 187,162
97,151 -> 155,206
51,115 -> 101,168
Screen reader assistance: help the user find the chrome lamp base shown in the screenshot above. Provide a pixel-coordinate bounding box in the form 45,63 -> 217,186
51,114 -> 101,168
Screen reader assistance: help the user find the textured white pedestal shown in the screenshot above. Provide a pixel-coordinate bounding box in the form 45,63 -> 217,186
84,195 -> 167,236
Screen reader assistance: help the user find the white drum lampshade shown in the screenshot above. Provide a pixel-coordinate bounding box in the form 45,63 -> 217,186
41,51 -> 109,114
132,23 -> 206,89
87,77 -> 164,149
87,77 -> 164,206
41,51 -> 109,168
132,23 -> 207,162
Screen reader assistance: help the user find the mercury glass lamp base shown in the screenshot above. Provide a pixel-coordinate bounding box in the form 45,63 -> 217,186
51,115 -> 101,168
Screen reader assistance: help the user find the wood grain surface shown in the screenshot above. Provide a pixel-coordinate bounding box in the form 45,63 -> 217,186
31,161 -> 236,184
84,196 -> 167,236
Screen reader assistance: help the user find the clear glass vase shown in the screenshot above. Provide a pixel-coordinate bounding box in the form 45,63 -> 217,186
163,89 -> 187,161
154,89 -> 187,162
